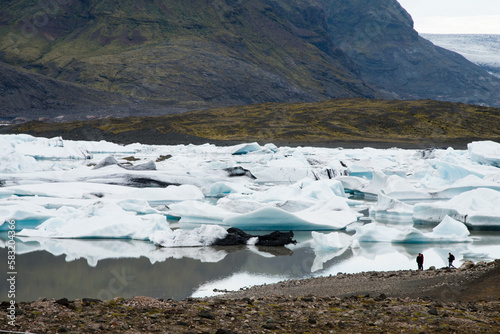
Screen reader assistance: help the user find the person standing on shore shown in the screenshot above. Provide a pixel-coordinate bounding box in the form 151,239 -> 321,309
448,253 -> 455,268
416,253 -> 424,270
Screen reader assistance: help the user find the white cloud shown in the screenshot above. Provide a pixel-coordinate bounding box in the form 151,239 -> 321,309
397,0 -> 500,34
416,15 -> 500,34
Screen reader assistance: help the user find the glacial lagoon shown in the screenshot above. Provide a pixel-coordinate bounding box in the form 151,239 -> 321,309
1,135 -> 500,301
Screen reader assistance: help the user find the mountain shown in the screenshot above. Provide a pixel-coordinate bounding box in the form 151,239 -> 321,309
1,0 -> 499,120
0,60 -> 186,121
322,0 -> 500,106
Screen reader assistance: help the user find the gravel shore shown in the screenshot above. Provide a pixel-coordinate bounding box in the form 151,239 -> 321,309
1,260 -> 499,333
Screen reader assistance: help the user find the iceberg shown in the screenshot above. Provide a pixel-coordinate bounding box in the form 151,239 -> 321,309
223,201 -> 358,231
413,188 -> 500,228
0,204 -> 57,231
232,142 -> 264,155
353,216 -> 472,244
468,140 -> 500,167
149,225 -> 228,247
369,192 -> 414,222
168,200 -> 236,224
18,202 -> 168,240
381,175 -> 432,201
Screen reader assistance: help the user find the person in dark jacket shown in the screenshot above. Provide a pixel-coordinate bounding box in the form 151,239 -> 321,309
416,253 -> 424,270
448,252 -> 455,268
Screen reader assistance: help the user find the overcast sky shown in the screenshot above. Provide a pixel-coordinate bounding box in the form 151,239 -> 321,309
397,0 -> 500,34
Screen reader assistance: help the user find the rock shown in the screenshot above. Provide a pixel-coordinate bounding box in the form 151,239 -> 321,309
224,166 -> 256,179
460,261 -> 475,271
55,298 -> 71,308
216,330 -> 236,334
212,228 -> 296,247
428,307 -> 439,315
93,156 -> 156,171
198,310 -> 216,320
82,298 -> 102,306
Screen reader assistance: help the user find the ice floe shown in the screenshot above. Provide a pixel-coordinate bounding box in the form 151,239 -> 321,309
0,135 -> 499,245
150,225 -> 228,247
353,216 -> 473,244
17,202 -> 168,240
413,188 -> 500,228
468,140 -> 500,167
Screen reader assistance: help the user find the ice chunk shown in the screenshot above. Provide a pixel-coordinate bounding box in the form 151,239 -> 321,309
0,151 -> 39,173
149,225 -> 228,247
0,182 -> 203,203
468,141 -> 500,167
0,204 -> 56,231
169,200 -> 236,224
370,192 -> 414,222
432,215 -> 470,239
353,216 -> 472,244
436,175 -> 500,199
381,175 -> 432,201
116,199 -> 160,215
413,188 -> 500,228
203,182 -> 254,197
18,202 -> 168,240
352,223 -> 400,243
232,143 -> 263,155
94,156 -> 156,170
223,202 -> 358,231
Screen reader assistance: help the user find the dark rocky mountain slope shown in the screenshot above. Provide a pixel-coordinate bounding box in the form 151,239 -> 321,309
0,0 -> 499,120
323,0 -> 500,106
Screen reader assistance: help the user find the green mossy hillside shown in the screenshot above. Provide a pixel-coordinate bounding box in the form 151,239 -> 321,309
7,98 -> 500,147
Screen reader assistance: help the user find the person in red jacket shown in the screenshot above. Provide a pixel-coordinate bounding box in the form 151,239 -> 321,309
416,253 -> 424,270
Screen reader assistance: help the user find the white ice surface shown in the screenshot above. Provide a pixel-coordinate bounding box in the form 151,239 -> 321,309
1,135 -> 500,244
353,216 -> 472,244
17,202 -> 169,240
149,225 -> 228,247
413,188 -> 500,227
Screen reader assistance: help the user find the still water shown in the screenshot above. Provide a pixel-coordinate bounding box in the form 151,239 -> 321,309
1,229 -> 499,302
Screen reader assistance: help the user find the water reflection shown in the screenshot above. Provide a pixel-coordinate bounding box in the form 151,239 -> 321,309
1,230 -> 499,302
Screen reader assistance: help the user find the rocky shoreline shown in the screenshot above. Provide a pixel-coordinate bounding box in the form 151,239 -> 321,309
1,260 -> 499,333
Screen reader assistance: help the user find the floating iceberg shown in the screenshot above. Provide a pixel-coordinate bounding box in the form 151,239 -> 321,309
353,216 -> 472,244
0,204 -> 56,231
150,225 -> 228,247
232,142 -> 264,155
413,188 -> 500,228
18,202 -> 168,240
369,192 -> 414,222
468,141 -> 500,167
223,200 -> 358,231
